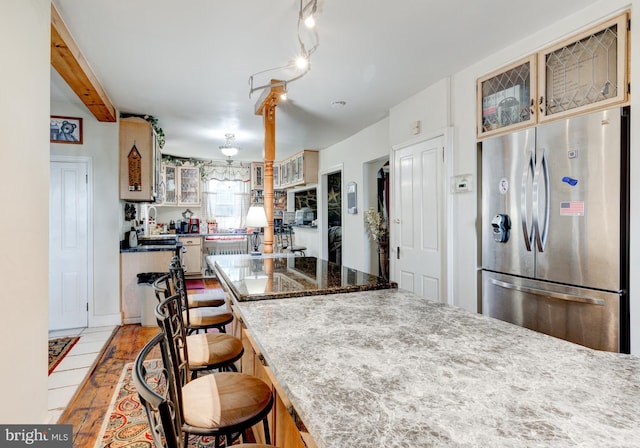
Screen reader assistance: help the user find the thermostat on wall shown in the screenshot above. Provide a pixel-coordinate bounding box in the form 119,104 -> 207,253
451,174 -> 473,193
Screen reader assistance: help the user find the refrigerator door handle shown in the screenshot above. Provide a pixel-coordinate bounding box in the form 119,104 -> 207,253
521,151 -> 535,252
533,149 -> 550,252
489,278 -> 606,306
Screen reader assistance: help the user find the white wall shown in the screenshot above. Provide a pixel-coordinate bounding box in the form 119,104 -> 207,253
0,0 -> 50,423
318,118 -> 390,273
50,100 -> 121,325
322,1 -> 639,353
389,78 -> 451,147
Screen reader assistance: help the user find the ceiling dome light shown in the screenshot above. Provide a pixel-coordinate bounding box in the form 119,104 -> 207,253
220,146 -> 238,157
219,133 -> 240,157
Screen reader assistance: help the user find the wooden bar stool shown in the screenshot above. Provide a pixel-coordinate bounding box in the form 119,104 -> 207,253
168,257 -> 234,334
167,255 -> 227,308
149,293 -> 274,447
133,332 -> 278,448
153,274 -> 243,376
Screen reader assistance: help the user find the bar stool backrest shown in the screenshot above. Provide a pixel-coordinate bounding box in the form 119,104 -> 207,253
132,332 -> 185,448
155,292 -> 192,389
168,256 -> 193,326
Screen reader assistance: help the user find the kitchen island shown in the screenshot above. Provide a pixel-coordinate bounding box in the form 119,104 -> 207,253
229,288 -> 640,447
210,254 -> 397,301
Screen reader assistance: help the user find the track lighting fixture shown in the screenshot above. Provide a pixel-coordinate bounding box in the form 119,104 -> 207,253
248,0 -> 319,98
301,0 -> 317,28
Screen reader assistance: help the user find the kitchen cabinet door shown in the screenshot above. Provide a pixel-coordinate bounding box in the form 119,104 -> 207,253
273,163 -> 281,188
251,162 -> 264,190
178,236 -> 202,275
477,55 -> 536,139
177,166 -> 200,206
119,117 -> 158,201
538,13 -> 628,122
162,164 -> 177,205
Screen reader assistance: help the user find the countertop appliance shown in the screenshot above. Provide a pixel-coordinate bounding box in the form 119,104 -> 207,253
481,106 -> 629,353
189,218 -> 200,233
295,208 -> 314,225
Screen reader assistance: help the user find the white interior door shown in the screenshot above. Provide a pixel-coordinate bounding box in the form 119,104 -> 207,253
393,136 -> 445,301
49,160 -> 89,330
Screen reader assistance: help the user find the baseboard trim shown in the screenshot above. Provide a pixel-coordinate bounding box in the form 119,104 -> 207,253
91,313 -> 122,327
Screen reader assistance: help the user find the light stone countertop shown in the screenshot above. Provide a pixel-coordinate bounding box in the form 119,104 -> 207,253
235,289 -> 640,448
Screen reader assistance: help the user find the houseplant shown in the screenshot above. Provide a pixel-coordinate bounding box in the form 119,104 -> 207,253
364,208 -> 389,279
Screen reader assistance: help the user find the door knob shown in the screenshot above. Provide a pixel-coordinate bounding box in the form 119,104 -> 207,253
394,219 -> 400,224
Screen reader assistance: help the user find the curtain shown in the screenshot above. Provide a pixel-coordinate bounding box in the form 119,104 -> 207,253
203,179 -> 250,231
200,161 -> 251,182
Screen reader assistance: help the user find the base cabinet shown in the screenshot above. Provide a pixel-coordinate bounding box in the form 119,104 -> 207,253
178,236 -> 202,275
120,250 -> 174,323
234,309 -> 316,448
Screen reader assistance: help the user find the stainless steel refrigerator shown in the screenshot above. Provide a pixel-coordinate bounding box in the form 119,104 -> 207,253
481,106 -> 629,353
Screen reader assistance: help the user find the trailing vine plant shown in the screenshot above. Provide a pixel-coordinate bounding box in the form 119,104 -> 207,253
120,112 -> 166,149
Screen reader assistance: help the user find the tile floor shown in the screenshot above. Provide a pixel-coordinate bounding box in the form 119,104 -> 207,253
47,325 -> 117,423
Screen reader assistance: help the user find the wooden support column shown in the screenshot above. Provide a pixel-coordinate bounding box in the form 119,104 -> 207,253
255,80 -> 286,254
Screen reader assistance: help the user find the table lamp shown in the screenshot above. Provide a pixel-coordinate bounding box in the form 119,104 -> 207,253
246,205 -> 268,255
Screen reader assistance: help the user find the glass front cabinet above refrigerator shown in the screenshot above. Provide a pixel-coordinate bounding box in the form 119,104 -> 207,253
477,12 -> 628,139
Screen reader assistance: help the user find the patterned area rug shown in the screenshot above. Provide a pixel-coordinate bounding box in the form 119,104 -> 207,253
48,336 -> 80,375
95,360 -> 221,447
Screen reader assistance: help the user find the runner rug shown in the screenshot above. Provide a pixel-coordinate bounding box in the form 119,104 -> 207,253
185,279 -> 205,289
48,336 -> 80,375
95,360 -> 226,447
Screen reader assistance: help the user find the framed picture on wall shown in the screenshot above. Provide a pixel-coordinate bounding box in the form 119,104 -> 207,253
50,116 -> 83,144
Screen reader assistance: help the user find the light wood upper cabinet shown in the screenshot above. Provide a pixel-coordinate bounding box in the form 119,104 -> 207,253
159,164 -> 177,205
177,166 -> 200,206
251,162 -> 264,190
273,163 -> 281,189
280,150 -> 318,188
119,117 -> 159,201
251,150 -> 318,190
477,55 -> 536,139
477,12 -> 628,139
538,13 -> 628,122
158,163 -> 200,206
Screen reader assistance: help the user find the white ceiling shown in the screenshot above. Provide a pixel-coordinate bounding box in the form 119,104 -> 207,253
51,0 -> 599,162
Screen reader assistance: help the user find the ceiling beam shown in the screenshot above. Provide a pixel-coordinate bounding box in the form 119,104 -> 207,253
50,4 -> 116,122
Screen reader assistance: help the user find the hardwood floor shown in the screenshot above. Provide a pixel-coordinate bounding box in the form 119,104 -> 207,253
59,277 -> 222,447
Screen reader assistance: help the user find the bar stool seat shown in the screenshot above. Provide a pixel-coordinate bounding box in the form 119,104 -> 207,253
187,288 -> 227,308
289,245 -> 306,256
182,372 -> 273,429
187,332 -> 243,372
182,306 -> 234,329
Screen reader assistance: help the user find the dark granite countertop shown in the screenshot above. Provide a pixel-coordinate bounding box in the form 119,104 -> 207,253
210,254 -> 396,301
120,242 -> 183,253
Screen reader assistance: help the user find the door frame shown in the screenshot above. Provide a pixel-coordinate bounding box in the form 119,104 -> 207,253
319,163 -> 343,261
50,155 -> 94,327
390,127 -> 453,305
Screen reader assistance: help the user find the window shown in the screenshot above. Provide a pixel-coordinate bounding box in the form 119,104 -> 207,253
204,179 -> 250,231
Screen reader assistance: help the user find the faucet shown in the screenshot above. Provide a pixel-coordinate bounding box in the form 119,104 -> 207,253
144,204 -> 158,236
